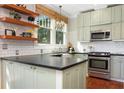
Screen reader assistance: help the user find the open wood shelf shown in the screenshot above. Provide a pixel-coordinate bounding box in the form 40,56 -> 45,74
0,17 -> 39,28
0,35 -> 37,41
0,4 -> 39,17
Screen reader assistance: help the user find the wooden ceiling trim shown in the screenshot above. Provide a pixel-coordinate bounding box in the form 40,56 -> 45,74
36,4 -> 68,23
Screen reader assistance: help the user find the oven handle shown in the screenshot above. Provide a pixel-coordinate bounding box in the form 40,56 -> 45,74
89,70 -> 109,75
88,57 -> 110,60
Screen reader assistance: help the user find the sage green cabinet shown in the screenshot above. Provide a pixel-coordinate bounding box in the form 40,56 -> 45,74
91,8 -> 111,25
78,27 -> 90,42
111,56 -> 124,81
83,12 -> 91,27
121,22 -> 124,39
100,8 -> 112,24
90,25 -> 102,31
112,5 -> 122,23
112,23 -> 121,40
120,58 -> 124,80
121,5 -> 124,22
77,12 -> 91,27
77,14 -> 84,27
91,10 -> 100,26
83,27 -> 90,41
111,56 -> 121,80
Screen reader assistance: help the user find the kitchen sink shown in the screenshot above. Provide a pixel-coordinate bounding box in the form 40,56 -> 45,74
51,54 -> 62,57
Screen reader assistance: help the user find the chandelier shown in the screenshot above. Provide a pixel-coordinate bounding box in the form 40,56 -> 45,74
55,5 -> 65,31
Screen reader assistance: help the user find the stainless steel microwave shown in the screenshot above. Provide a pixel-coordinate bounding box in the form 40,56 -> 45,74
90,31 -> 111,41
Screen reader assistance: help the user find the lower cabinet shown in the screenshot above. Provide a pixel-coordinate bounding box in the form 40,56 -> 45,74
1,60 -> 87,89
2,61 -> 56,89
63,63 -> 86,89
111,56 -> 124,82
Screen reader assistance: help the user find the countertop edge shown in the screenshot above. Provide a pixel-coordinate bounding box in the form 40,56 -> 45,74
1,58 -> 88,70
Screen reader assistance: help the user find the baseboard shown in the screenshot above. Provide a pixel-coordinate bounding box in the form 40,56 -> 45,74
111,78 -> 124,82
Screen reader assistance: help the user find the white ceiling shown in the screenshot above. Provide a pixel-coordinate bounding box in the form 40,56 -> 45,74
44,4 -> 109,18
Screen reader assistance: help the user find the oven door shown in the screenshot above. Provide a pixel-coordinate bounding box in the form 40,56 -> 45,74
88,57 -> 110,72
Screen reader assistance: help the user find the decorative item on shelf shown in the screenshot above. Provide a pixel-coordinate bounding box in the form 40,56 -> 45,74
5,29 -> 16,36
9,10 -> 21,20
16,4 -> 26,8
55,5 -> 65,31
28,16 -> 35,23
20,32 -> 32,38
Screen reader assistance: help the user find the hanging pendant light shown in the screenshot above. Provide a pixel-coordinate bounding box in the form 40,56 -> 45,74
55,5 -> 65,32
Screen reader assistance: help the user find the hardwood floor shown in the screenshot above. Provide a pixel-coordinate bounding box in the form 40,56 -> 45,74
86,76 -> 124,89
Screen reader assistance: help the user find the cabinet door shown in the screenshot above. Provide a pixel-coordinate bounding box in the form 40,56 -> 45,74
13,63 -> 23,89
34,67 -> 56,89
77,13 -> 84,27
121,22 -> 124,39
112,5 -> 122,23
22,64 -> 34,89
2,61 -> 15,89
78,27 -> 83,41
112,23 -> 121,40
121,5 -> 124,22
111,56 -> 121,80
91,10 -> 100,26
100,8 -> 112,24
83,27 -> 90,41
83,12 -> 91,27
120,59 -> 124,80
63,69 -> 73,89
13,63 -> 33,89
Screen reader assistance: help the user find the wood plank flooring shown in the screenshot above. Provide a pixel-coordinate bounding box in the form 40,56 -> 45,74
86,76 -> 124,89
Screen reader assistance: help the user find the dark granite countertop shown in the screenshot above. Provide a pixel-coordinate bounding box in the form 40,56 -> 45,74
1,53 -> 88,70
110,53 -> 124,56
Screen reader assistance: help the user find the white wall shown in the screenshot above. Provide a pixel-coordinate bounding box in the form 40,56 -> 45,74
68,18 -> 78,51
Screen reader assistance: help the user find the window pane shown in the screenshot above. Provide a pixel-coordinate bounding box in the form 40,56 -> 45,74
56,31 -> 63,44
38,28 -> 50,44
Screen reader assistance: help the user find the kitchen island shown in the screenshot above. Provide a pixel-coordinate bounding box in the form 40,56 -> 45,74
1,53 -> 88,89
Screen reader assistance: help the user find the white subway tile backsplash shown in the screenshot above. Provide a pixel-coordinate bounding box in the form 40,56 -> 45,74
79,41 -> 124,53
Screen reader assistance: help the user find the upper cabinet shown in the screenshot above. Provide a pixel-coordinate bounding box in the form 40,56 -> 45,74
83,12 -> 91,27
112,5 -> 122,23
100,8 -> 112,24
77,12 -> 91,27
91,10 -> 100,26
78,27 -> 90,42
77,5 -> 124,42
112,23 -> 121,40
91,8 -> 111,26
121,5 -> 124,22
77,14 -> 84,27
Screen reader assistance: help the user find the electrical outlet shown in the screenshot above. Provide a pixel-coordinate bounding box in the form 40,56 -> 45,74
15,50 -> 19,55
41,49 -> 43,53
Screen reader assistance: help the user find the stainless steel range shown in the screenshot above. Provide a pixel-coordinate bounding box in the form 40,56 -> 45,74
88,52 -> 111,80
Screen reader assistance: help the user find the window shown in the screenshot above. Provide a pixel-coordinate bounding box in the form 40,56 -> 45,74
37,15 -> 51,44
56,31 -> 63,44
56,23 -> 67,44
38,28 -> 50,44
37,15 -> 67,44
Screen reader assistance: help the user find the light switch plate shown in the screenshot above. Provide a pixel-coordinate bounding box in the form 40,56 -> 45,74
15,50 -> 19,55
